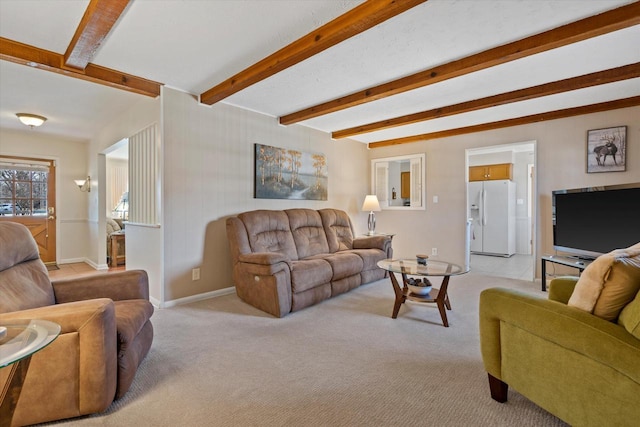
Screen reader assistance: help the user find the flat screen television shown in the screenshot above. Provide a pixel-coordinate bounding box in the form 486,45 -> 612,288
552,183 -> 640,259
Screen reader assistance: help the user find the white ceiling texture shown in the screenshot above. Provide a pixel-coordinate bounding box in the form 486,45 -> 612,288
0,0 -> 638,145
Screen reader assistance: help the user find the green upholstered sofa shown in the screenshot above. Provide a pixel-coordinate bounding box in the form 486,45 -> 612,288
479,266 -> 640,426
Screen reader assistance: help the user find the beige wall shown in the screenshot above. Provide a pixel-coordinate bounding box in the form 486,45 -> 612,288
0,129 -> 90,262
369,105 -> 640,280
4,96 -> 635,302
161,87 -> 370,302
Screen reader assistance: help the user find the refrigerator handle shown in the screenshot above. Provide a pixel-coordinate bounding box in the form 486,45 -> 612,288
482,189 -> 487,226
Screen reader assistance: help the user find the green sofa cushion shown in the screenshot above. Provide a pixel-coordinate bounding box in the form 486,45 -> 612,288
619,290 -> 640,340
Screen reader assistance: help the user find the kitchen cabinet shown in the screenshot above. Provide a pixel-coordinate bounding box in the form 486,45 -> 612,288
469,163 -> 513,182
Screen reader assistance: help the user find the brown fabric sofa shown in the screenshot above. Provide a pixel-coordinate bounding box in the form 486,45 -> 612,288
226,208 -> 393,317
0,221 -> 153,426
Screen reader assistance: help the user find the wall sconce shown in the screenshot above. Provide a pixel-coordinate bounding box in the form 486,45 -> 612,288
362,194 -> 381,235
74,176 -> 91,192
16,113 -> 47,128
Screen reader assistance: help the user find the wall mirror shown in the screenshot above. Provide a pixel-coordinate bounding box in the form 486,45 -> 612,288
371,153 -> 425,210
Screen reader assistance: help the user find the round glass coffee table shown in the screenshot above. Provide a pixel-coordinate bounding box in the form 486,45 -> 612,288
0,320 -> 60,427
377,258 -> 469,327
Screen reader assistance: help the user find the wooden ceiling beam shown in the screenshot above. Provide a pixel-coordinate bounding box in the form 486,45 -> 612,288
0,37 -> 161,98
64,0 -> 132,70
199,0 -> 428,105
333,63 -> 640,139
281,2 -> 640,125
367,96 -> 640,149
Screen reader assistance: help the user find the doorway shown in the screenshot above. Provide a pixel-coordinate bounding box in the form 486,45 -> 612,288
0,155 -> 57,265
104,140 -> 129,267
465,142 -> 536,281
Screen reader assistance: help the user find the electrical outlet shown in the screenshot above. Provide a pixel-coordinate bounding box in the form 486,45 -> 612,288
192,268 -> 200,281
431,248 -> 438,256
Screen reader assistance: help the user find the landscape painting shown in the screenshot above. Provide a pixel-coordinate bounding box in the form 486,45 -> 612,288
254,143 -> 328,200
586,126 -> 627,173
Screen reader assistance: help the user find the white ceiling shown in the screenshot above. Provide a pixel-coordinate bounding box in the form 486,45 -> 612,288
0,0 -> 638,143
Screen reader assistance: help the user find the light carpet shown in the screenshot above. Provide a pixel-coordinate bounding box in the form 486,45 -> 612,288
42,272 -> 568,426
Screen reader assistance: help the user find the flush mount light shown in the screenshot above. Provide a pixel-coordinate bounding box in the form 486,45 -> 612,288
16,113 -> 47,128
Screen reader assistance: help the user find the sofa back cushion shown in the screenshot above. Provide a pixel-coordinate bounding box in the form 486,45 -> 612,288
0,222 -> 55,313
319,209 -> 355,253
285,209 -> 329,259
568,242 -> 640,321
618,290 -> 640,340
238,210 -> 299,260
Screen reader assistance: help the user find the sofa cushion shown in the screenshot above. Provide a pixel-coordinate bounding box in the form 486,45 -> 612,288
238,210 -> 299,260
319,209 -> 354,252
290,259 -> 332,293
568,243 -> 640,321
0,222 -> 55,313
286,209 -> 330,258
346,248 -> 387,271
319,253 -> 364,280
618,290 -> 640,340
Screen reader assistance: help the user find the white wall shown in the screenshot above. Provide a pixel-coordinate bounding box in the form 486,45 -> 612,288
88,95 -> 161,283
369,105 -> 640,280
0,129 -> 90,263
161,87 -> 370,302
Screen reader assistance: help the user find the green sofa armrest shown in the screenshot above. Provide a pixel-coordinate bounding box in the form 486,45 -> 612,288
548,276 -> 579,304
480,287 -> 640,379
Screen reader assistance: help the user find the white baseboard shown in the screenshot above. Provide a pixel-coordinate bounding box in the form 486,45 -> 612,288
152,287 -> 236,309
58,258 -> 108,270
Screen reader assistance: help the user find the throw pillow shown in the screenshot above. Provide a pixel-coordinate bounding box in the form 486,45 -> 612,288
568,243 -> 640,321
106,218 -> 121,235
618,291 -> 640,340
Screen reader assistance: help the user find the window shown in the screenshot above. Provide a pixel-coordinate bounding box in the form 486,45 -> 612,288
371,153 -> 425,210
0,161 -> 50,217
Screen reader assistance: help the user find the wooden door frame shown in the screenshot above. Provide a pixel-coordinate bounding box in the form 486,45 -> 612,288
0,154 -> 58,264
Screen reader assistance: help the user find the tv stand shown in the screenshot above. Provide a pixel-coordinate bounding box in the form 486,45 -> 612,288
541,255 -> 591,291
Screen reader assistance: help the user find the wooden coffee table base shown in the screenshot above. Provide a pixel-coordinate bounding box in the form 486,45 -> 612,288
388,271 -> 452,327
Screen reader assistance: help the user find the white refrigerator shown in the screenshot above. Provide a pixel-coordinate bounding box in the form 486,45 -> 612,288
468,179 -> 516,257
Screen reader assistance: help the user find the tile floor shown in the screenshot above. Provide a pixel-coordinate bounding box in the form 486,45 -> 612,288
469,253 -> 535,281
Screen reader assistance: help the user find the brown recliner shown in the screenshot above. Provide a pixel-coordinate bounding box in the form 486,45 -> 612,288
0,221 -> 153,426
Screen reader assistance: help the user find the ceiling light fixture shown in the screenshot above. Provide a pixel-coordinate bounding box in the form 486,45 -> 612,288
16,113 -> 47,128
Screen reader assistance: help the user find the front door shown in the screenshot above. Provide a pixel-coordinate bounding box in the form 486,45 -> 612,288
0,155 -> 56,264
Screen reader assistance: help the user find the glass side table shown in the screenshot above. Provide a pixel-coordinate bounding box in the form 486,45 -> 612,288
1,320 -> 60,427
377,258 -> 469,327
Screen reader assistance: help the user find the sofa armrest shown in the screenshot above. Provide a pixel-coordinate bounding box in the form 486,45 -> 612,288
52,270 -> 149,303
479,287 -> 640,382
548,276 -> 579,304
353,235 -> 391,251
238,252 -> 290,266
0,299 -> 118,420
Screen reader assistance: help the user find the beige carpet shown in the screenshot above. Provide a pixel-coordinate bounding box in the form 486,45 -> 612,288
43,272 -> 568,426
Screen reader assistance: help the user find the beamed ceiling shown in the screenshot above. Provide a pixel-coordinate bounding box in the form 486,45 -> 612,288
0,0 -> 638,147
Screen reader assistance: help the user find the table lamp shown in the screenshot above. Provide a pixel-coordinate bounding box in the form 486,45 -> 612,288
362,195 -> 381,235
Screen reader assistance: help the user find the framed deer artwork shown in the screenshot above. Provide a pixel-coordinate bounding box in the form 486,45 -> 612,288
586,126 -> 627,173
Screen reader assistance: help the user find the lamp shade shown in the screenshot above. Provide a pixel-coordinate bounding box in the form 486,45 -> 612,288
362,195 -> 381,212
